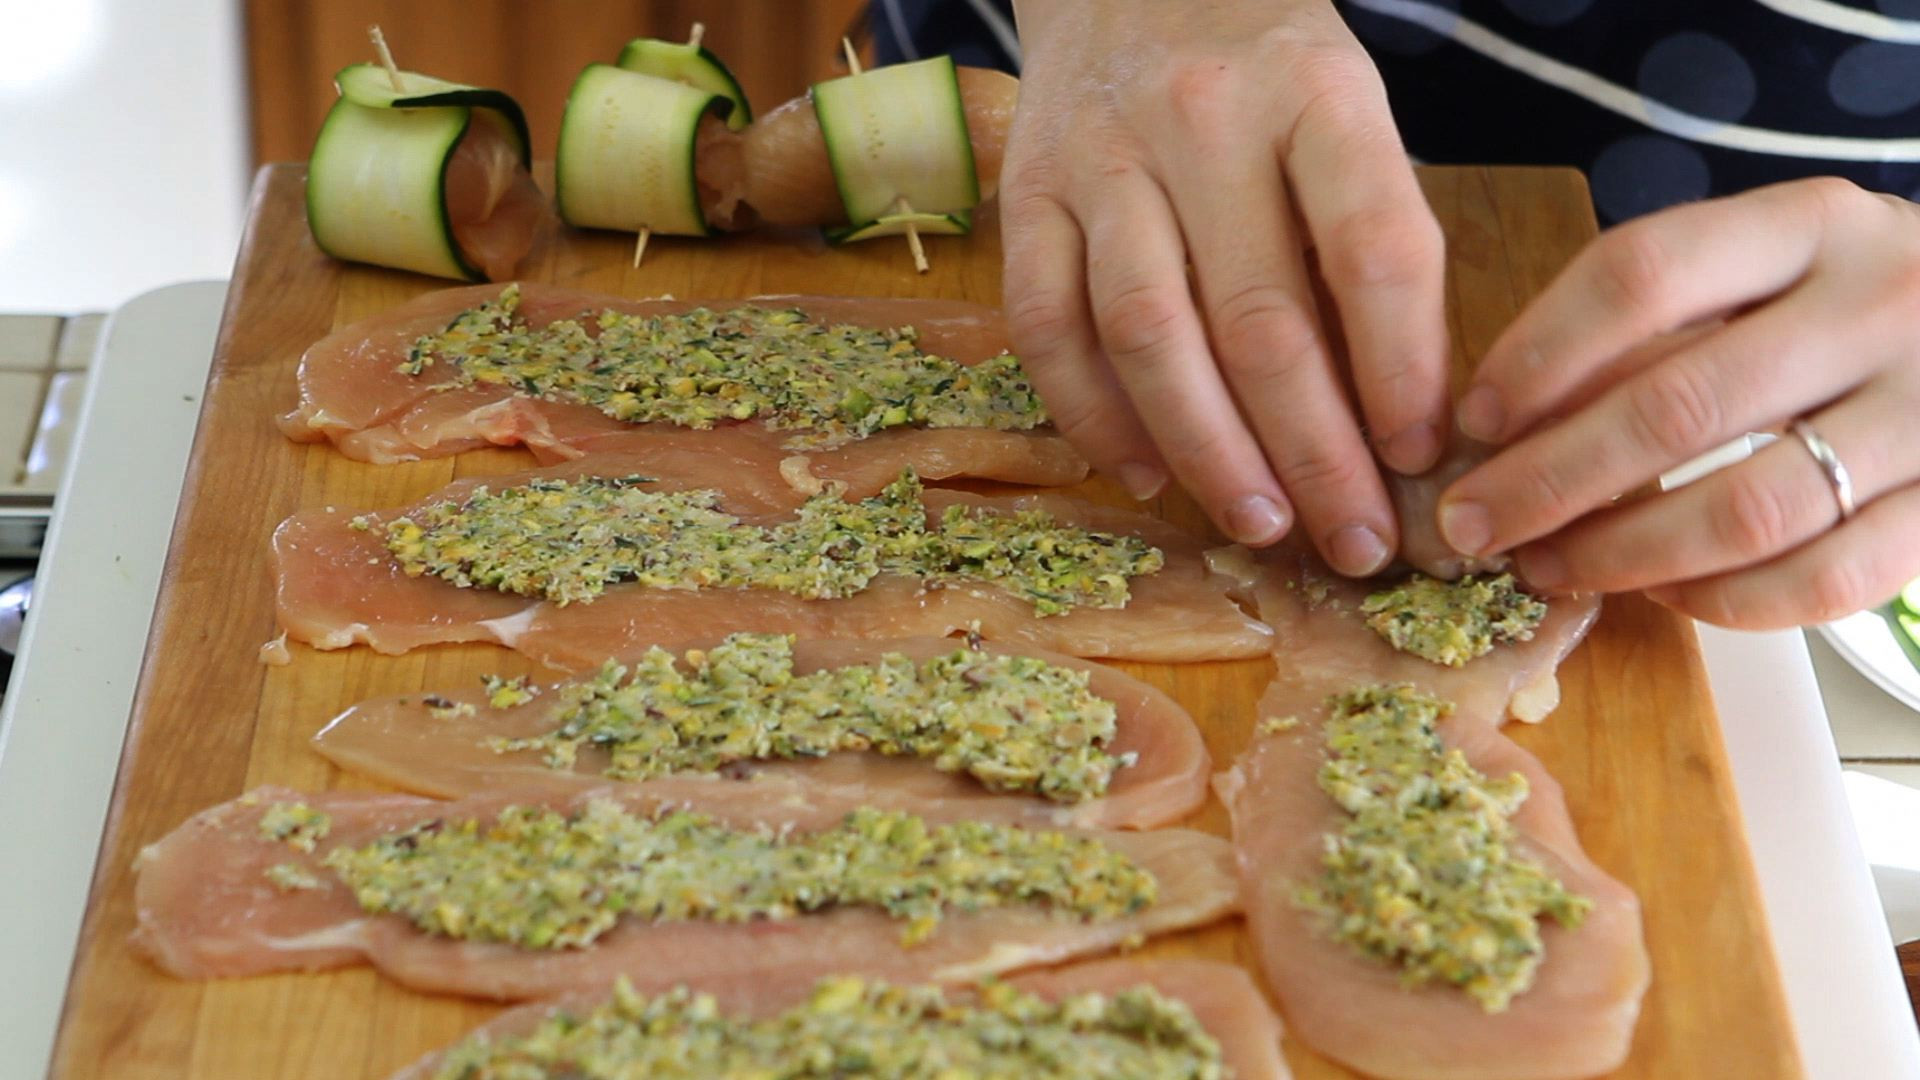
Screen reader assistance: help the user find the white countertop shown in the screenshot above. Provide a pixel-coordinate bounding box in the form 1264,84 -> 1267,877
1701,625 -> 1920,1076
0,281 -> 1915,1078
0,282 -> 226,1076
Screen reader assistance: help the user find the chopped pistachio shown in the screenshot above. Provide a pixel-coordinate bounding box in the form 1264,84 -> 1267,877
264,863 -> 324,892
320,800 -> 1155,950
1360,572 -> 1547,667
382,470 -> 1162,614
481,674 -> 538,709
401,286 -> 1049,447
430,976 -> 1225,1079
1295,684 -> 1590,1012
1257,715 -> 1300,735
493,633 -> 1129,803
422,695 -> 477,721
257,802 -> 331,853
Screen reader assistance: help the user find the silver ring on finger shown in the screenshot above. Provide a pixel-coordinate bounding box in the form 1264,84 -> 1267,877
1790,418 -> 1856,522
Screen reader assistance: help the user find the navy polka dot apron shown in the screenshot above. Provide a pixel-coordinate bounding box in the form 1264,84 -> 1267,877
875,0 -> 1920,224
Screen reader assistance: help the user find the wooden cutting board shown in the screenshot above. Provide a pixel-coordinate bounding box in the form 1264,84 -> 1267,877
48,164 -> 1802,1079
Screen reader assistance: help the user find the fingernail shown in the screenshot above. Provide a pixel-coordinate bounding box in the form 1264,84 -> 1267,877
1329,524 -> 1392,577
1115,463 -> 1169,502
1517,544 -> 1566,592
1457,386 -> 1506,443
1438,499 -> 1493,556
1224,495 -> 1289,546
1380,423 -> 1441,475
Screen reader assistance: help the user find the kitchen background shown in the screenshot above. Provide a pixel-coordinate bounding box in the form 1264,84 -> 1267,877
0,0 -> 865,656
2,0 -> 868,314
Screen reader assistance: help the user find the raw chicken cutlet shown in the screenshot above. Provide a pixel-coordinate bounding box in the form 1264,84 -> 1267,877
271,459 -> 1272,668
441,112 -> 547,282
617,65 -> 1013,232
392,958 -> 1289,1080
314,635 -> 1210,830
132,784 -> 1240,1002
1389,435 -> 1513,581
1212,545 -> 1648,1080
278,281 -> 1085,498
725,66 -> 1017,227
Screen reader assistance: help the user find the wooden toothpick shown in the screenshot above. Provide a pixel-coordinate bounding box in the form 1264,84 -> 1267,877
842,39 -> 930,274
891,197 -> 929,274
633,23 -> 707,269
368,25 -> 404,91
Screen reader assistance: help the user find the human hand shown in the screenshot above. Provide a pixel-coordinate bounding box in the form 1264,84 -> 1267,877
1000,0 -> 1448,576
1438,178 -> 1920,629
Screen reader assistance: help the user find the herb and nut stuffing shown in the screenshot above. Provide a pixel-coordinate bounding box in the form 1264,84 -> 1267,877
257,801 -> 331,853
401,285 -> 1049,447
425,697 -> 478,721
311,799 -> 1154,949
494,633 -> 1131,803
481,674 -> 538,709
373,470 -> 1163,613
1295,684 -> 1590,1012
1256,715 -> 1300,736
1360,573 -> 1547,667
430,976 -> 1227,1080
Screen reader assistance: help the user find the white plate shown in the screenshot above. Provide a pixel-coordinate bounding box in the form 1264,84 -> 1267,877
1818,605 -> 1920,715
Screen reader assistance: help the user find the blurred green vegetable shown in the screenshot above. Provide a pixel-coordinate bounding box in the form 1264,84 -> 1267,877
1894,577 -> 1920,672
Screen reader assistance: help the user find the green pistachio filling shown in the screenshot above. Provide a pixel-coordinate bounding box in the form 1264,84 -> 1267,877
400,285 -> 1049,447
430,976 -> 1226,1080
377,470 -> 1163,613
425,696 -> 479,721
1360,573 -> 1547,667
314,799 -> 1154,949
257,802 -> 332,853
493,633 -> 1131,803
1295,685 -> 1590,1012
482,674 -> 538,709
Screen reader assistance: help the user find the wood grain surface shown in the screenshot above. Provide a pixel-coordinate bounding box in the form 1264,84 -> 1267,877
48,164 -> 1803,1079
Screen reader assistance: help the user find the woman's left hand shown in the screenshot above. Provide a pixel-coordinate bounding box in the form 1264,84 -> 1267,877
1436,177 -> 1920,630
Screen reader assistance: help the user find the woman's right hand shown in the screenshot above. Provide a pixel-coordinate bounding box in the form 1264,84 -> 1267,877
1001,0 -> 1449,576
1439,178 -> 1920,629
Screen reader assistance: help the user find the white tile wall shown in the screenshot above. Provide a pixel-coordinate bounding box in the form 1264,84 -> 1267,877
0,314 -> 91,493
0,317 -> 59,370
